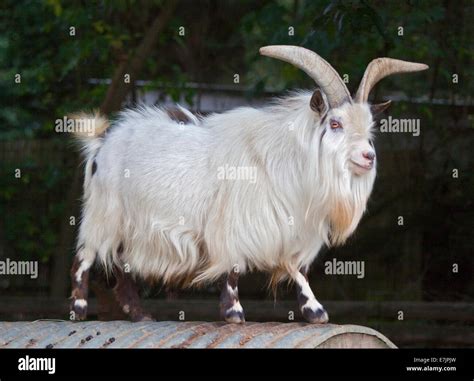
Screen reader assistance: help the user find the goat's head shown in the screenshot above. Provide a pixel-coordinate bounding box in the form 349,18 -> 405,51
260,46 -> 428,178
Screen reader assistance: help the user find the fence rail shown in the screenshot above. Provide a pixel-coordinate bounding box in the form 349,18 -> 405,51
1,297 -> 472,321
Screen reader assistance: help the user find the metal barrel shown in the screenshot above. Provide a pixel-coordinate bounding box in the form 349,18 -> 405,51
0,321 -> 396,348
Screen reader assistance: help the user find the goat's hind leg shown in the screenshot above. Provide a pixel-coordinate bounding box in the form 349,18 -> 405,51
112,265 -> 153,322
112,245 -> 153,322
70,245 -> 95,320
219,265 -> 245,324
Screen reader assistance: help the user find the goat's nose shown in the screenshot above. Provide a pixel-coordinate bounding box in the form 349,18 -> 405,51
363,151 -> 375,161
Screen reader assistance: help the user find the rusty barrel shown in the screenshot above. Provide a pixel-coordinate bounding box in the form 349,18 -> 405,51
0,321 -> 396,348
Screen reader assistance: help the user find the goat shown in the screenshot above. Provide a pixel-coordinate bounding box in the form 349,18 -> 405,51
70,45 -> 428,323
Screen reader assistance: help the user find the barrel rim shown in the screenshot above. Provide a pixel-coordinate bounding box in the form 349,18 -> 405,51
296,324 -> 397,348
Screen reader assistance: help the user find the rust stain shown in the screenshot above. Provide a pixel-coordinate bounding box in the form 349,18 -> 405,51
171,322 -> 219,348
237,322 -> 280,347
206,322 -> 250,348
265,322 -> 315,347
26,338 -> 37,348
1,339 -> 13,347
294,323 -> 339,348
154,321 -> 198,348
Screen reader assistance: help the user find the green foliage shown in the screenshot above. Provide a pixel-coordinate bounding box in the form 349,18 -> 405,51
0,0 -> 171,138
0,153 -> 73,261
241,0 -> 472,102
1,0 -> 472,139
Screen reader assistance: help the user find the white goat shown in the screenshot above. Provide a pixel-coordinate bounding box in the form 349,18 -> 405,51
70,45 -> 427,323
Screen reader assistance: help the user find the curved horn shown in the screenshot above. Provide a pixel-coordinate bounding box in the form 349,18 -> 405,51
355,58 -> 428,103
260,45 -> 351,108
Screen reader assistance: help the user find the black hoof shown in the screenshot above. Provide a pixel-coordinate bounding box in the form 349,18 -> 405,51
71,298 -> 88,321
301,306 -> 329,324
222,307 -> 245,324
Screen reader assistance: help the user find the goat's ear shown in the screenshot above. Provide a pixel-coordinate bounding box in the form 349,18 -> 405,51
310,89 -> 329,116
370,100 -> 392,116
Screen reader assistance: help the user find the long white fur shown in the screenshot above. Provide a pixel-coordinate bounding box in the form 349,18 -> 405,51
74,91 -> 376,286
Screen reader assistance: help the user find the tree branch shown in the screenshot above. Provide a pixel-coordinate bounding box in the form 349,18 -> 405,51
100,0 -> 178,114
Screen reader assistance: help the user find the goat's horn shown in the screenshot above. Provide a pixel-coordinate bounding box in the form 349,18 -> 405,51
260,45 -> 351,108
355,58 -> 428,103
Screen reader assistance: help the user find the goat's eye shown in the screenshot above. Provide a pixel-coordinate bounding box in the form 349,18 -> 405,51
330,119 -> 342,130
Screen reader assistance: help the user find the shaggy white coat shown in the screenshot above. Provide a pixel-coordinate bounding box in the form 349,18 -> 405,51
74,91 -> 376,286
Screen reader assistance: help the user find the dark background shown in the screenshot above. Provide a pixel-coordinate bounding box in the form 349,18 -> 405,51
0,0 -> 472,347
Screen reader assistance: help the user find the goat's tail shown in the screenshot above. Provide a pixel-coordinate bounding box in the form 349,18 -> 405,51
69,111 -> 110,196
70,111 -> 110,138
69,111 -> 110,159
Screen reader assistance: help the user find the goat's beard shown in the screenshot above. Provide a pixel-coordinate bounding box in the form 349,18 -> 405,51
328,171 -> 375,245
306,145 -> 376,247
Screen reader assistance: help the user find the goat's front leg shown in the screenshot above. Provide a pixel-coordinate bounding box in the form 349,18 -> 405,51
219,265 -> 245,324
294,270 -> 329,324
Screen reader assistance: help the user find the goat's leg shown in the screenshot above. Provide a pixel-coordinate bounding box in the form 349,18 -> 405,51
294,269 -> 329,324
219,265 -> 245,324
112,265 -> 153,322
70,246 -> 95,320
